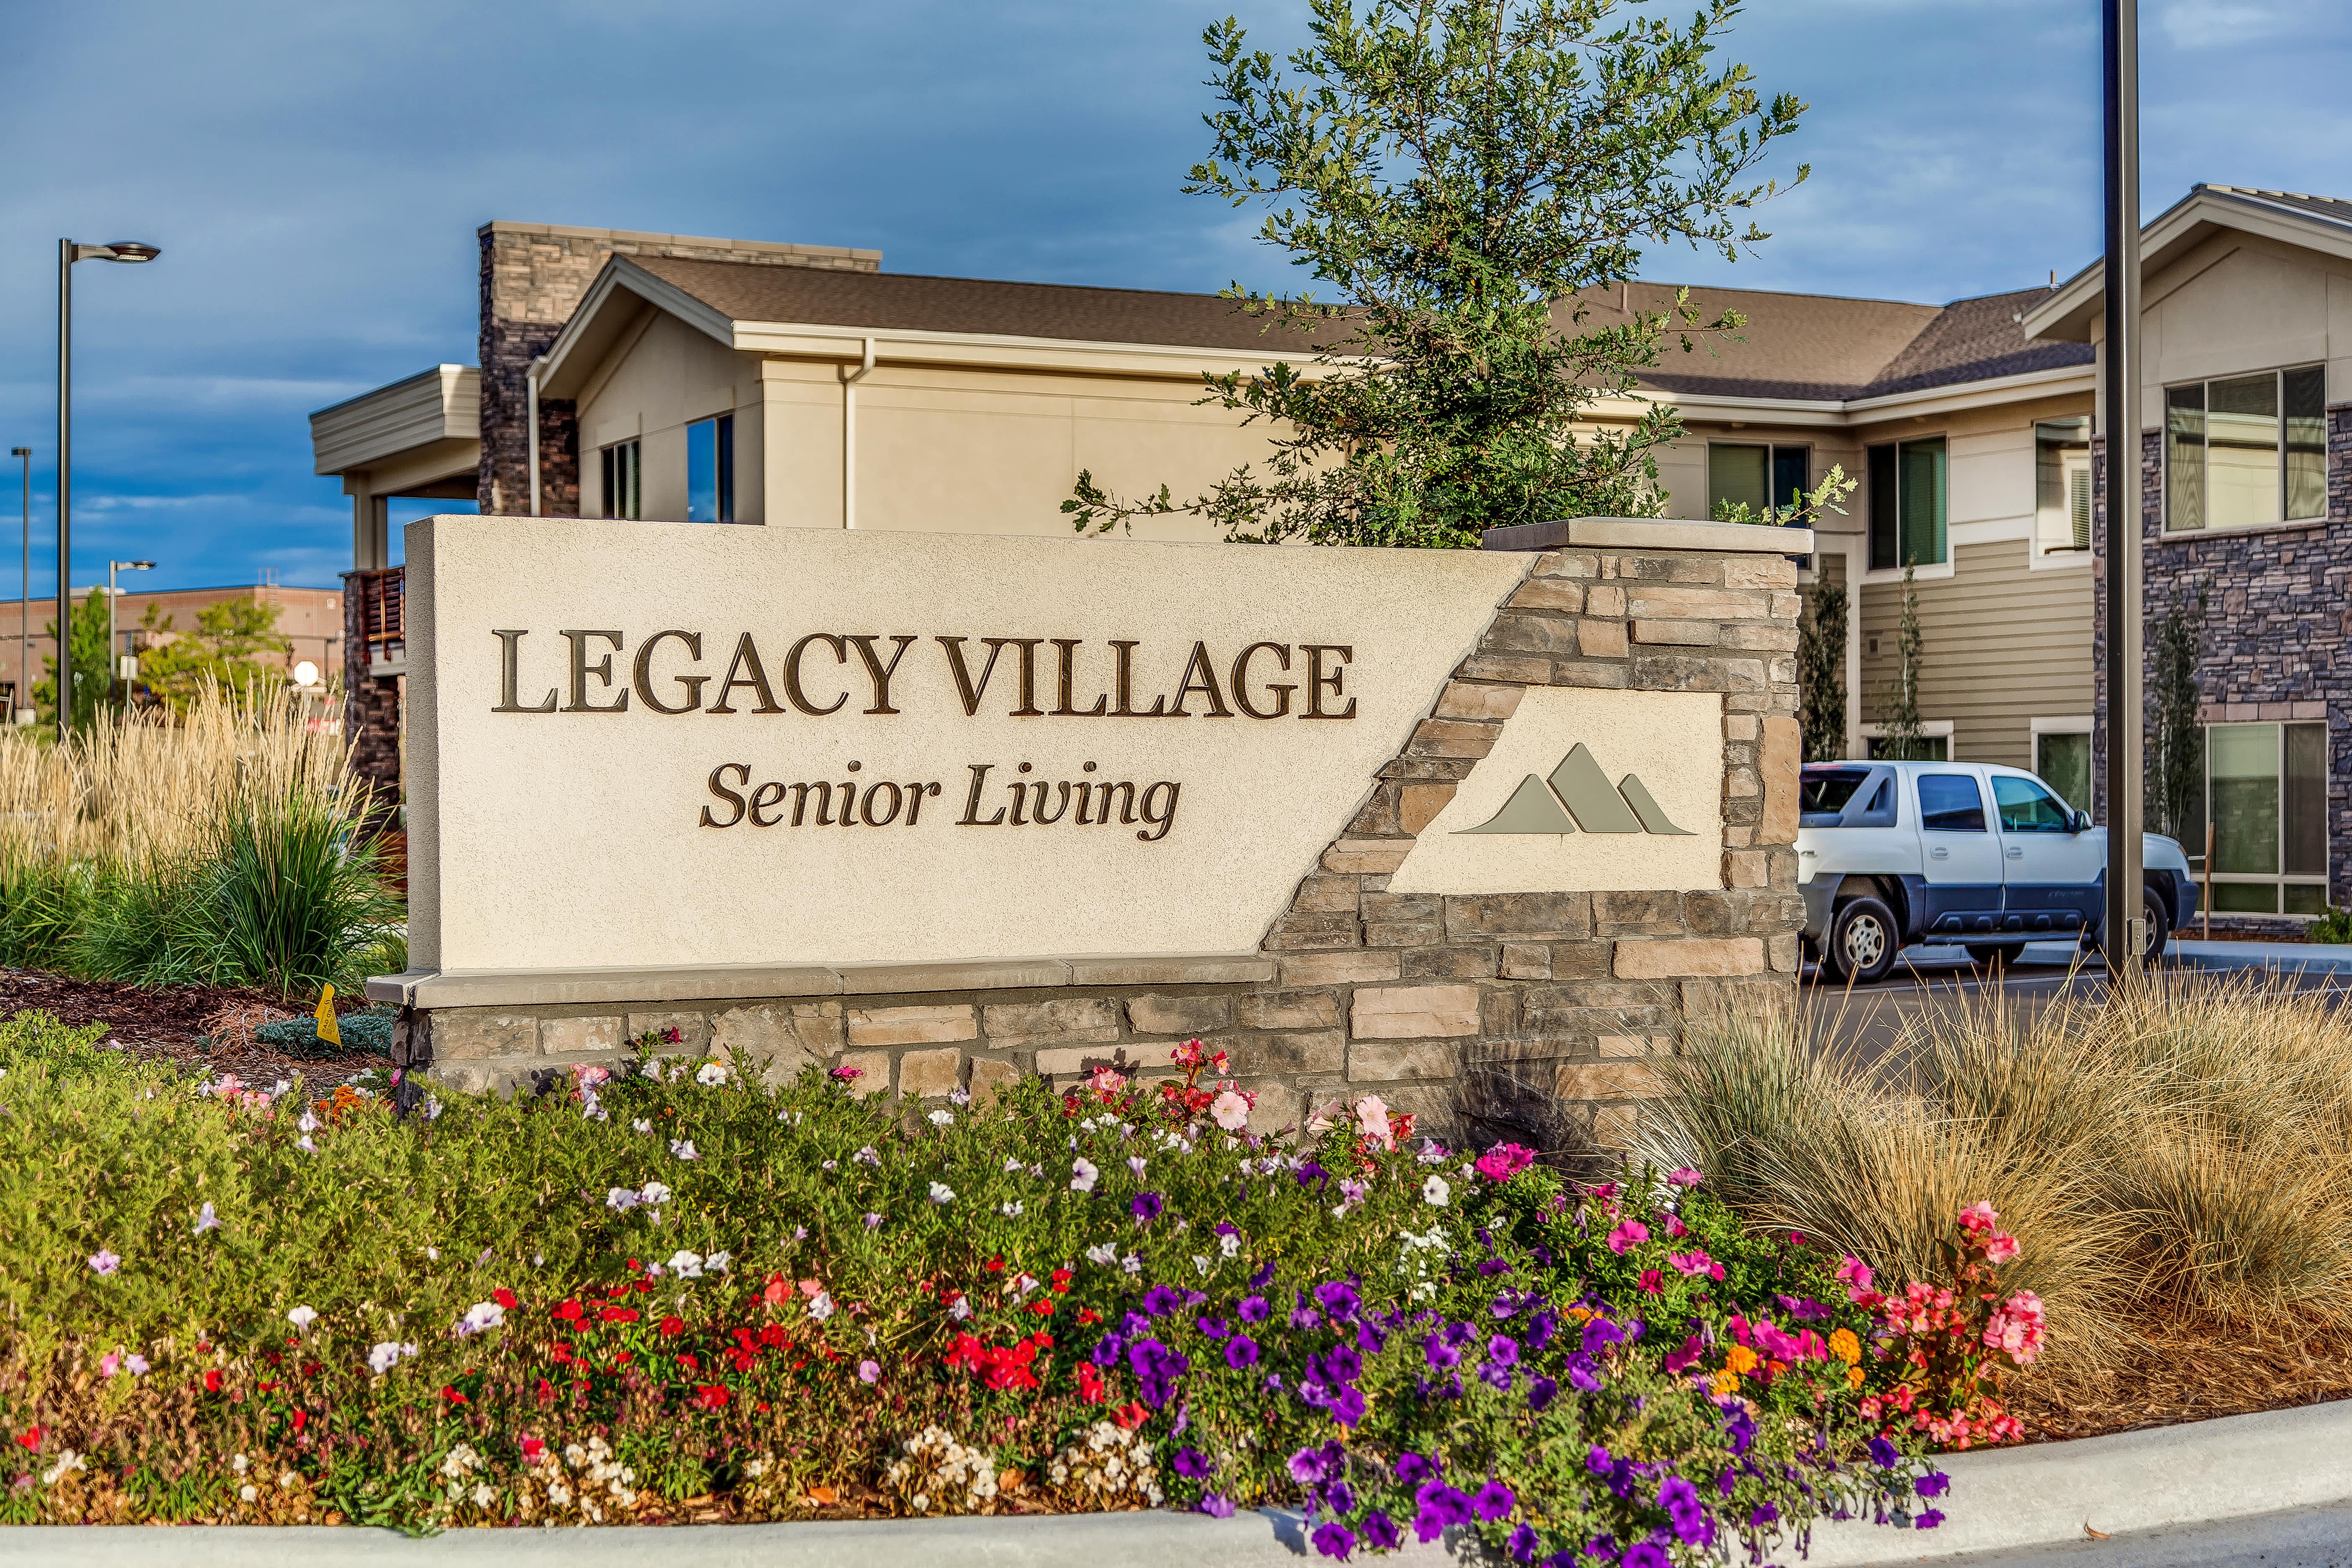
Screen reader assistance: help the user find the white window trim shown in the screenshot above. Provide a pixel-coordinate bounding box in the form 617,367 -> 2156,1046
1858,720 -> 1955,739
1862,560 -> 1956,585
2030,715 -> 2093,737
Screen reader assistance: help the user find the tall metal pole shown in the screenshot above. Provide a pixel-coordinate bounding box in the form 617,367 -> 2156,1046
106,561 -> 118,712
13,447 -> 27,723
2102,0 -> 2144,976
56,239 -> 72,745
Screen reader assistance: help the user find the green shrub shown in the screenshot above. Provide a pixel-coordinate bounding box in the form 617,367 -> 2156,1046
0,1019 -> 1983,1550
252,1007 -> 397,1058
2306,905 -> 2352,944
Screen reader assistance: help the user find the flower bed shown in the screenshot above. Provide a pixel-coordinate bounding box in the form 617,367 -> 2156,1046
0,1011 -> 2037,1560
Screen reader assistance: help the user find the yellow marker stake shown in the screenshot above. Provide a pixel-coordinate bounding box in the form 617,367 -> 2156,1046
315,984 -> 341,1047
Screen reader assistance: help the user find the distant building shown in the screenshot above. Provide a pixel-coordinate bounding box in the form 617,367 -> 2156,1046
1,582 -> 340,718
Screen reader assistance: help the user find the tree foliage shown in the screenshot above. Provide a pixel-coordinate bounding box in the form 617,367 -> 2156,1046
134,598 -> 295,716
29,593 -> 112,734
2145,588 -> 2205,843
1797,578 -> 1847,763
1877,565 -> 1929,761
1065,0 -> 1811,546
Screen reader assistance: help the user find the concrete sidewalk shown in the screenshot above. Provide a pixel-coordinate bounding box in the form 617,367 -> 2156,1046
1887,939 -> 2352,980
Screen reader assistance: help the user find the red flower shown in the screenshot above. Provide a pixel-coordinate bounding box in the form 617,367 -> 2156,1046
757,1323 -> 788,1347
985,1257 -> 1006,1274
493,1288 -> 519,1310
659,1315 -> 686,1336
1076,1308 -> 1101,1326
15,1427 -> 42,1451
441,1386 -> 467,1406
1112,1402 -> 1149,1431
634,1280 -> 656,1295
521,1437 -> 546,1465
554,1300 -> 584,1323
534,1378 -> 554,1403
1028,1300 -> 1054,1317
292,1409 -> 309,1430
204,1369 -> 223,1393
694,1384 -> 729,1410
678,1354 -> 700,1372
943,1333 -> 985,1373
600,1307 -> 640,1324
763,1274 -> 789,1306
1049,1268 -> 1074,1295
1076,1364 -> 1106,1403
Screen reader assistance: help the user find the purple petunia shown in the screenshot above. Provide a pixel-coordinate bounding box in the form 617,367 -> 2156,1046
1287,1446 -> 1333,1485
1658,1475 -> 1713,1545
1142,1286 -> 1185,1317
1198,1494 -> 1235,1518
1290,1302 -> 1323,1331
1225,1334 -> 1260,1370
1131,1191 -> 1164,1225
1395,1452 -> 1439,1486
1916,1472 -> 1951,1498
1487,1333 -> 1520,1367
1413,1482 -> 1474,1543
1325,1480 -> 1356,1514
1566,1352 -> 1601,1393
1127,1338 -> 1190,1407
1526,1310 -> 1556,1350
1747,1503 -> 1780,1528
1172,1447 -> 1210,1480
1331,1386 -> 1368,1426
1478,1359 -> 1515,1393
1197,1316 -> 1230,1339
1507,1522 -> 1541,1563
1622,1543 -> 1670,1568
1918,1509 -> 1946,1530
1238,1294 -> 1271,1324
1310,1522 -> 1356,1560
1313,1280 -> 1362,1321
1527,1375 -> 1558,1412
1472,1480 -> 1515,1522
1867,1436 -> 1901,1469
1586,1445 -> 1613,1477
1360,1511 -> 1402,1551
1424,1333 -> 1461,1370
1581,1317 -> 1625,1354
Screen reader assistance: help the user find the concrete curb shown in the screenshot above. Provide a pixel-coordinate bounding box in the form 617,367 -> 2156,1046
3,1400 -> 2345,1566
2166,939 -> 2352,976
1795,1398 -> 2352,1565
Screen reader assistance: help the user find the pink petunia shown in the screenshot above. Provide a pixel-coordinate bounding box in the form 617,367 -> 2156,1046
1983,1231 -> 2021,1265
1667,1167 -> 1704,1187
1666,1249 -> 1715,1278
1473,1143 -> 1537,1182
1606,1219 -> 1649,1255
1637,1269 -> 1663,1295
1958,1200 -> 2000,1233
1835,1255 -> 1874,1291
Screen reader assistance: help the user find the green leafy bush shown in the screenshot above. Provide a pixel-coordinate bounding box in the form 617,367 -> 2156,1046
0,1018 -> 2012,1552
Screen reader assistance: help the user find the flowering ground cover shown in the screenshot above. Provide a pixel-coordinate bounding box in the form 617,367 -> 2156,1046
0,1010 -> 2038,1560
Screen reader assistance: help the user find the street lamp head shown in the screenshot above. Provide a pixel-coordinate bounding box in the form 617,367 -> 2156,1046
9,449 -> 26,459
98,242 -> 161,263
114,559 -> 155,570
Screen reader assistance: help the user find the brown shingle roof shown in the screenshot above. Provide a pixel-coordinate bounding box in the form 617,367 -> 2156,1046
632,254 -> 2091,401
630,254 -> 1349,355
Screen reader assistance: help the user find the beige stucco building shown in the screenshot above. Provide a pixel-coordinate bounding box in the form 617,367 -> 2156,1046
315,192 -> 2352,916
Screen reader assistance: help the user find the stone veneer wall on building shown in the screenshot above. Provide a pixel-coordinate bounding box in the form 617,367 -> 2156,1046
474,223 -> 882,519
391,535 -> 1805,1153
2092,409 -> 2352,912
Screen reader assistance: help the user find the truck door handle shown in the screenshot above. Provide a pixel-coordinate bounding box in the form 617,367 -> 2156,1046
2006,846 -> 2024,859
1929,846 -> 1950,860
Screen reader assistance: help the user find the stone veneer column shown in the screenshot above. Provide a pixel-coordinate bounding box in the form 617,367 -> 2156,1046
340,573 -> 402,838
474,224 -> 883,518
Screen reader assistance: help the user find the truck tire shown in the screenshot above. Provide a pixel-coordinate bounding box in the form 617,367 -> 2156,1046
2091,888 -> 2169,970
1824,896 -> 1900,986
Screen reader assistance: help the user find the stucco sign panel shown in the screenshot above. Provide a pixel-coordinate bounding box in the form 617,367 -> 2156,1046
404,517 -> 1529,972
1386,687 -> 1724,895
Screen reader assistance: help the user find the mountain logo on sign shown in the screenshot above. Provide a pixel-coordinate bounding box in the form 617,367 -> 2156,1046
1454,743 -> 1694,836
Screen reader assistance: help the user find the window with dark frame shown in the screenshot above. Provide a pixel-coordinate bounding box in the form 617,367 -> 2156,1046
2164,366 -> 2326,533
1867,436 -> 1947,570
1706,442 -> 1810,518
600,440 -> 641,521
2200,720 -> 2329,915
687,414 -> 735,524
2034,418 -> 2092,555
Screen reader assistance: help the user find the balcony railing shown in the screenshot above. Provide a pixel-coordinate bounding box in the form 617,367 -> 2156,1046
352,567 -> 404,677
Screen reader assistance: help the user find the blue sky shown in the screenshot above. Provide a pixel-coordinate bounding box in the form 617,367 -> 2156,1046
0,0 -> 2345,596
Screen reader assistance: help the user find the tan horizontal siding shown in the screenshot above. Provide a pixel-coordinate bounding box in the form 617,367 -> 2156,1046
1859,540 -> 2094,769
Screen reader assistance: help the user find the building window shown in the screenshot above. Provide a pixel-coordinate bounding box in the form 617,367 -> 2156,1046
2199,720 -> 2327,914
2035,418 -> 2092,555
2165,366 -> 2326,533
2033,723 -> 2092,814
1867,436 -> 1947,570
601,440 -> 641,520
1707,443 -> 1809,520
687,414 -> 735,524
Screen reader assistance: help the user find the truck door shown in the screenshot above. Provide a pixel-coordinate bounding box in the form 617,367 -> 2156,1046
1914,770 -> 2006,939
1991,773 -> 2103,934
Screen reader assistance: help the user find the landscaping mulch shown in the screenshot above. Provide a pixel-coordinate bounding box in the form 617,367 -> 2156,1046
2014,1319 -> 2352,1442
0,969 -> 388,1089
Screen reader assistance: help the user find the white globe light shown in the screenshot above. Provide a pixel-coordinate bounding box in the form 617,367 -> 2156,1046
293,660 -> 320,687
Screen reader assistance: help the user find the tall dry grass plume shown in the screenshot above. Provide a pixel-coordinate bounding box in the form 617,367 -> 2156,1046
1640,972 -> 2352,1408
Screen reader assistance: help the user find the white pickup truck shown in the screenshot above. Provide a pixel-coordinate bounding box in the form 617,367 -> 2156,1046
1798,759 -> 2199,983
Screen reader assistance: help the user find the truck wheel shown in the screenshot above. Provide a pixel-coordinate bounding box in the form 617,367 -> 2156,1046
1825,896 -> 1900,986
2092,889 -> 2170,970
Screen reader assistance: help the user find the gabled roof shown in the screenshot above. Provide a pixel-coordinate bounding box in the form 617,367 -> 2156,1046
2024,183 -> 2352,342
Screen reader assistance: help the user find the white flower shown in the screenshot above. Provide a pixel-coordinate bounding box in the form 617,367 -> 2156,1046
1121,1252 -> 1142,1275
706,1251 -> 732,1274
472,1482 -> 496,1507
1126,1155 -> 1147,1179
696,1061 -> 729,1086
1071,1158 -> 1099,1193
641,1181 -> 673,1206
1211,1091 -> 1252,1132
644,1262 -> 665,1278
928,1181 -> 955,1204
1004,1157 -> 1026,1173
642,1059 -> 664,1080
1220,1233 -> 1241,1259
367,1341 -> 405,1375
238,1484 -> 258,1503
1422,1174 -> 1452,1207
1086,1243 -> 1119,1266
666,1250 -> 705,1279
606,1187 -> 641,1212
1354,1094 -> 1395,1151
457,1300 -> 505,1336
808,1290 -> 836,1321
1192,1255 -> 1211,1276
193,1201 -> 220,1235
287,1305 -> 318,1331
947,1295 -> 972,1321
854,1145 -> 881,1166
297,1109 -> 320,1134
928,1110 -> 955,1128
632,1119 -> 653,1135
670,1138 -> 699,1161
295,1135 -> 317,1154
423,1096 -> 442,1121
999,1201 -> 1024,1218
547,1482 -> 572,1506
949,1086 -> 972,1106
427,1247 -> 439,1261
231,1454 -> 248,1473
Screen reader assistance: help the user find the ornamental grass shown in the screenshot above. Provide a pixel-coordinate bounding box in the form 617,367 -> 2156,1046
1644,972 -> 2352,1419
0,1014 -> 2032,1558
0,684 -> 400,996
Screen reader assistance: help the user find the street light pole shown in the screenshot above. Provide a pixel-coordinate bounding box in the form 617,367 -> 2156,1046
2102,0 -> 2144,977
56,238 -> 161,743
11,447 -> 26,725
106,558 -> 154,711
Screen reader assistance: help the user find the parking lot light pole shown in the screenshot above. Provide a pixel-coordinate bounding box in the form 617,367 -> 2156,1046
11,447 -> 27,724
58,239 -> 162,741
106,558 -> 153,709
2101,0 -> 2144,977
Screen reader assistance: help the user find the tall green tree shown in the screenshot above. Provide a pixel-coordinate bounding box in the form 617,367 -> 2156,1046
1066,0 -> 1813,546
30,592 -> 112,733
135,598 -> 295,716
2145,588 -> 2206,842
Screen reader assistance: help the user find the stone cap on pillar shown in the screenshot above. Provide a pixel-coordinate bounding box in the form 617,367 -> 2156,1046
1480,517 -> 1813,555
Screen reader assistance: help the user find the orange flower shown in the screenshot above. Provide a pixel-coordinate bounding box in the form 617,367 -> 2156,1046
1828,1328 -> 1862,1365
1724,1344 -> 1761,1376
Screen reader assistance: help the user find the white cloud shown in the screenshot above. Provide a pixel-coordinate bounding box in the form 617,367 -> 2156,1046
2160,1 -> 2300,49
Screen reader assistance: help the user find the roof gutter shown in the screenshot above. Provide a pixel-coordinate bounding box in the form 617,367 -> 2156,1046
841,338 -> 876,530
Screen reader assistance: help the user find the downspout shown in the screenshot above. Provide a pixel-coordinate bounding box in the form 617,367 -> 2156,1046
527,356 -> 546,517
841,337 -> 876,529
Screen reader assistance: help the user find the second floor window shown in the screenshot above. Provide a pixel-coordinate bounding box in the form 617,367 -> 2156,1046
1867,436 -> 1947,570
2035,418 -> 2092,555
601,440 -> 640,520
687,414 -> 735,524
2165,366 -> 2325,533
